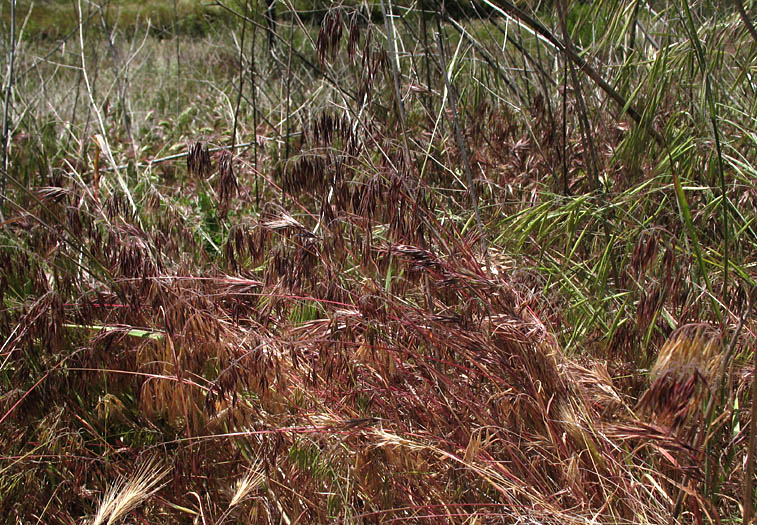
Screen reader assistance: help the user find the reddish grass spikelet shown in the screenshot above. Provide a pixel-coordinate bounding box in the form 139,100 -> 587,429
316,10 -> 342,63
3,6 -> 755,522
217,150 -> 238,218
347,11 -> 361,63
639,326 -> 721,428
187,140 -> 211,178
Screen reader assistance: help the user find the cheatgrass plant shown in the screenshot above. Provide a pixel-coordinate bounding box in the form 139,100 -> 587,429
0,0 -> 755,523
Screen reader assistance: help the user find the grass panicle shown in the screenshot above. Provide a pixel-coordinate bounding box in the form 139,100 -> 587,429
0,1 -> 755,523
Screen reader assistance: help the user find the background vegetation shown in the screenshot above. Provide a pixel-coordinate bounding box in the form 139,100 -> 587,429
1,0 -> 756,522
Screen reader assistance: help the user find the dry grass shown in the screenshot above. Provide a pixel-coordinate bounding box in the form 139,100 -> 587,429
0,1 -> 756,523
90,459 -> 168,525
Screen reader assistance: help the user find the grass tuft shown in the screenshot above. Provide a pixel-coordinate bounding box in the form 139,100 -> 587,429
0,1 -> 755,523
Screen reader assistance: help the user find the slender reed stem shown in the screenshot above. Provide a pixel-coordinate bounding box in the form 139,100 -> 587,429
481,0 -> 664,146
562,53 -> 568,195
173,0 -> 181,116
77,0 -> 138,218
558,0 -> 599,190
745,292 -> 757,522
1,0 -> 17,221
434,8 -> 489,269
680,0 -> 729,319
734,0 -> 757,45
250,1 -> 260,208
96,0 -> 137,158
232,0 -> 249,147
381,0 -> 415,184
281,18 -> 293,206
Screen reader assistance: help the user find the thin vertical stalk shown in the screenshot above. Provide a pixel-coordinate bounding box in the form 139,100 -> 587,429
434,10 -> 489,270
733,0 -> 757,45
420,1 -> 433,118
442,13 -> 527,109
518,23 -> 532,102
680,0 -> 729,318
745,292 -> 757,523
78,0 -> 97,170
265,0 -> 277,56
250,1 -> 260,207
485,14 -> 557,92
381,0 -> 415,183
480,0 -> 664,147
558,0 -> 599,190
65,0 -> 85,155
628,0 -> 642,58
562,55 -> 569,195
281,16 -> 292,205
1,0 -> 17,220
96,0 -> 136,158
232,0 -> 249,147
173,0 -> 181,116
77,0 -> 138,218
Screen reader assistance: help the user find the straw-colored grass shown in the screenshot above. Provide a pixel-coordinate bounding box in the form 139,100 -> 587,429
0,1 -> 755,523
